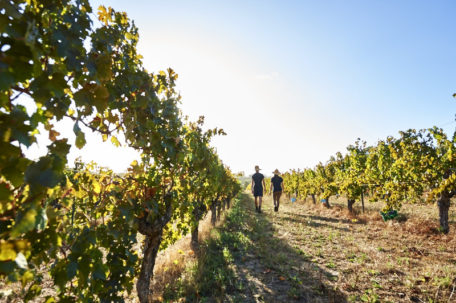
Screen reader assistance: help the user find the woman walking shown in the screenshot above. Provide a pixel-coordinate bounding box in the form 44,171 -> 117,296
270,169 -> 284,212
251,165 -> 265,213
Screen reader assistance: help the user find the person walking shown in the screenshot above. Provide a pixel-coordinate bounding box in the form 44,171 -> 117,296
251,165 -> 265,213
270,169 -> 284,212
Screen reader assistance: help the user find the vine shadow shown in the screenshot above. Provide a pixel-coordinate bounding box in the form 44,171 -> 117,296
162,193 -> 348,302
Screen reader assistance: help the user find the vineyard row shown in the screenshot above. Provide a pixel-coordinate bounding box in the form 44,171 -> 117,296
1,1 -> 240,302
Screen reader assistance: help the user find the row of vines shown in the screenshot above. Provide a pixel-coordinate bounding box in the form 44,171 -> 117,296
0,1 -> 240,302
279,128 -> 455,234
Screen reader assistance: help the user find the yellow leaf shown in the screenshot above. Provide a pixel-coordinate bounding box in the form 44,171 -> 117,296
93,181 -> 101,194
97,5 -> 108,25
125,32 -> 134,40
0,241 -> 16,261
74,189 -> 86,199
111,136 -> 121,147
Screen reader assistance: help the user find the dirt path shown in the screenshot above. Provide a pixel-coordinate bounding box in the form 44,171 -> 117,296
162,193 -> 346,302
219,193 -> 346,303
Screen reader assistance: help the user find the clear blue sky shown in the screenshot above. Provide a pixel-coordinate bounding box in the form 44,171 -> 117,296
28,0 -> 456,174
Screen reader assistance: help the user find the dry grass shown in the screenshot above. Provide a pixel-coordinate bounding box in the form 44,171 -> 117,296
272,194 -> 456,302
150,208 -> 230,302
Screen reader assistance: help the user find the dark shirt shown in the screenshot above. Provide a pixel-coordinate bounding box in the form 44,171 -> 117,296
271,175 -> 283,192
252,172 -> 264,189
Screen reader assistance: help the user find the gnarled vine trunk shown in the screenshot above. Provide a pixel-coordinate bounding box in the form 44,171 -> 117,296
137,231 -> 163,303
324,197 -> 331,208
311,194 -> 316,204
191,202 -> 205,248
437,192 -> 451,234
210,200 -> 217,226
136,194 -> 173,303
347,199 -> 356,213
217,200 -> 222,221
191,224 -> 199,247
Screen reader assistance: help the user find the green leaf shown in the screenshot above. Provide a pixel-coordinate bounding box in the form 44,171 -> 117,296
35,207 -> 48,231
3,1 -> 21,19
48,139 -> 71,159
5,41 -> 34,83
52,262 -> 68,290
93,86 -> 109,112
0,72 -> 15,91
0,261 -> 15,274
74,87 -> 91,107
25,157 -> 62,189
30,73 -> 52,103
93,262 -> 107,280
67,261 -> 78,280
0,91 -> 9,108
78,255 -> 91,285
73,123 -> 86,149
24,284 -> 42,301
44,297 -> 56,303
0,183 -> 13,201
21,270 -> 34,287
95,54 -> 112,81
48,73 -> 68,98
10,207 -> 38,238
75,131 -> 86,149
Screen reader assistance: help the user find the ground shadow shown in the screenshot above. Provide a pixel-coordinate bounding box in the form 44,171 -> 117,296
280,215 -> 351,232
162,193 -> 348,302
283,211 -> 367,225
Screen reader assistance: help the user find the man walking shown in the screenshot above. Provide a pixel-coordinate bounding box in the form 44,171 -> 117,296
251,165 -> 265,213
270,169 -> 284,212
